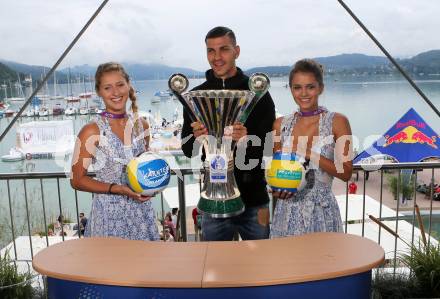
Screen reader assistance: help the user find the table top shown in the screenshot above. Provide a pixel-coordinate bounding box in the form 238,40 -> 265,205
32,232 -> 384,288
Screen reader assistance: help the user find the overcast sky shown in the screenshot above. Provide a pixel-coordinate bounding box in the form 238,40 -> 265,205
1,0 -> 439,71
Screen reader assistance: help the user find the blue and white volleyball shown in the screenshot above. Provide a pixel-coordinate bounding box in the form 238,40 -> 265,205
126,152 -> 171,196
265,152 -> 307,193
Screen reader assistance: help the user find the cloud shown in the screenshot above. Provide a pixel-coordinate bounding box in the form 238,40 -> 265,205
0,0 -> 439,70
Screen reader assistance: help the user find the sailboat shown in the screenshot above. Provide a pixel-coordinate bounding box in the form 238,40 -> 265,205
23,74 -> 32,87
50,71 -> 64,100
79,75 -> 92,114
64,67 -> 79,115
25,97 -> 40,117
65,105 -> 77,116
6,74 -> 26,102
1,147 -> 25,162
79,99 -> 89,115
0,101 -> 10,118
25,108 -> 36,117
52,102 -> 64,116
38,107 -> 50,117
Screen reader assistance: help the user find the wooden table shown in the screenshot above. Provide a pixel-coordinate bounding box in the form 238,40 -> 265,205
33,232 -> 384,299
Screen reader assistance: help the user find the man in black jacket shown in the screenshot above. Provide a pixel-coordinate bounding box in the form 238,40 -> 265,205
181,26 -> 276,241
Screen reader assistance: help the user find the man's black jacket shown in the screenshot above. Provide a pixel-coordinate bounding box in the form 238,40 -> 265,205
181,68 -> 276,208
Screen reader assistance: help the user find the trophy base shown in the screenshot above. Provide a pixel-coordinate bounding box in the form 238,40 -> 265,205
197,196 -> 245,218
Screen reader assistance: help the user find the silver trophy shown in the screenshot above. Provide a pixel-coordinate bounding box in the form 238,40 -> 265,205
169,73 -> 270,218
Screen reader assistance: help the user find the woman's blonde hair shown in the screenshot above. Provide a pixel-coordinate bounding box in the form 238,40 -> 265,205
95,62 -> 142,134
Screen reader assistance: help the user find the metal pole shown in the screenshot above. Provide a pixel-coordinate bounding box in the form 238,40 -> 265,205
177,176 -> 187,241
23,180 -> 34,258
361,171 -> 366,237
411,172 -> 417,249
39,179 -> 49,247
344,181 -> 348,233
57,178 -> 65,242
378,170 -> 383,245
74,190 -> 81,238
160,192 -> 165,242
0,0 -> 110,142
428,168 -> 434,247
6,180 -> 18,259
393,171 -> 401,275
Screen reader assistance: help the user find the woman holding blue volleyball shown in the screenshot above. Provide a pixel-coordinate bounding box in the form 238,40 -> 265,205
71,62 -> 159,241
270,59 -> 353,238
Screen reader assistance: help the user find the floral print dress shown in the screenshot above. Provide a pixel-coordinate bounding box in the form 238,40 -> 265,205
84,116 -> 159,241
270,108 -> 343,238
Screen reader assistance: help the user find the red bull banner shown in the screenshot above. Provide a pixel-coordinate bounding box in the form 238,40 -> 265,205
355,108 -> 440,163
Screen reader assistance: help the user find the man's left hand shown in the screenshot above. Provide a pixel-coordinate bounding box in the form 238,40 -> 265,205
229,122 -> 247,142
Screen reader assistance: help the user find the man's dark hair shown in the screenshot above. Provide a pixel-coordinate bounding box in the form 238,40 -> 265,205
172,208 -> 178,215
205,26 -> 236,45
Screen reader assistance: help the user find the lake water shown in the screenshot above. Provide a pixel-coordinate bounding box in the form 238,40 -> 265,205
2,76 -> 440,172
0,76 -> 439,247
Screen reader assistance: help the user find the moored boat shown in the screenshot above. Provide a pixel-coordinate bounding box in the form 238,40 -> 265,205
1,147 -> 25,162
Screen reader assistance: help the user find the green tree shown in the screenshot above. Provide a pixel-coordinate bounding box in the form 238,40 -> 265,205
388,174 -> 414,201
400,243 -> 440,297
0,251 -> 35,299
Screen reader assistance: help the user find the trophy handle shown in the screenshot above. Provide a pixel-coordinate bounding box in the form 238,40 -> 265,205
168,74 -> 197,123
238,73 -> 270,123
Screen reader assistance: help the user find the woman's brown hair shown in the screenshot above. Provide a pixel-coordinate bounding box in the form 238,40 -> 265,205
289,59 -> 324,88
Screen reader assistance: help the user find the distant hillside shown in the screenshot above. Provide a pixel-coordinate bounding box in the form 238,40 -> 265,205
315,53 -> 389,71
59,63 -> 204,80
405,50 -> 440,67
2,49 -> 440,85
0,60 -> 205,84
245,66 -> 292,76
123,63 -> 204,80
60,64 -> 95,76
245,53 -> 388,77
244,53 -> 389,77
399,50 -> 440,75
244,50 -> 440,77
0,60 -> 204,90
0,59 -> 68,84
0,62 -> 17,82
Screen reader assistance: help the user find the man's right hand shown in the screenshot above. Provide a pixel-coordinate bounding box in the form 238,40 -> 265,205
191,122 -> 208,138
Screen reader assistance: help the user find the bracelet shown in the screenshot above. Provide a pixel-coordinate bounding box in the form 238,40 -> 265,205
303,158 -> 310,169
108,183 -> 116,194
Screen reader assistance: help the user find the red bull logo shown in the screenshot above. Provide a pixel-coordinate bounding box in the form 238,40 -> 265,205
384,125 -> 438,148
412,131 -> 437,149
384,131 -> 408,146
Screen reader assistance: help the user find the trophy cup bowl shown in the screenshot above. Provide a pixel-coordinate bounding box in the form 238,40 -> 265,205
169,73 -> 270,218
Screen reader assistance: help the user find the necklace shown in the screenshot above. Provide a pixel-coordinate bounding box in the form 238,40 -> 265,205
101,111 -> 127,119
298,107 -> 326,117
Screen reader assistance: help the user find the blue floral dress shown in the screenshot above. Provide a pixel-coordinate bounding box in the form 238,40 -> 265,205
84,116 -> 160,241
270,108 -> 343,238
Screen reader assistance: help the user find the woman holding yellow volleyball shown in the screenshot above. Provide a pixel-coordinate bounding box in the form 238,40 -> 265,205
270,59 -> 353,238
70,62 -> 159,241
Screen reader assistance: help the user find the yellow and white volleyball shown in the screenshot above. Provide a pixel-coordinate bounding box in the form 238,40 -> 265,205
126,152 -> 171,196
265,152 -> 307,193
